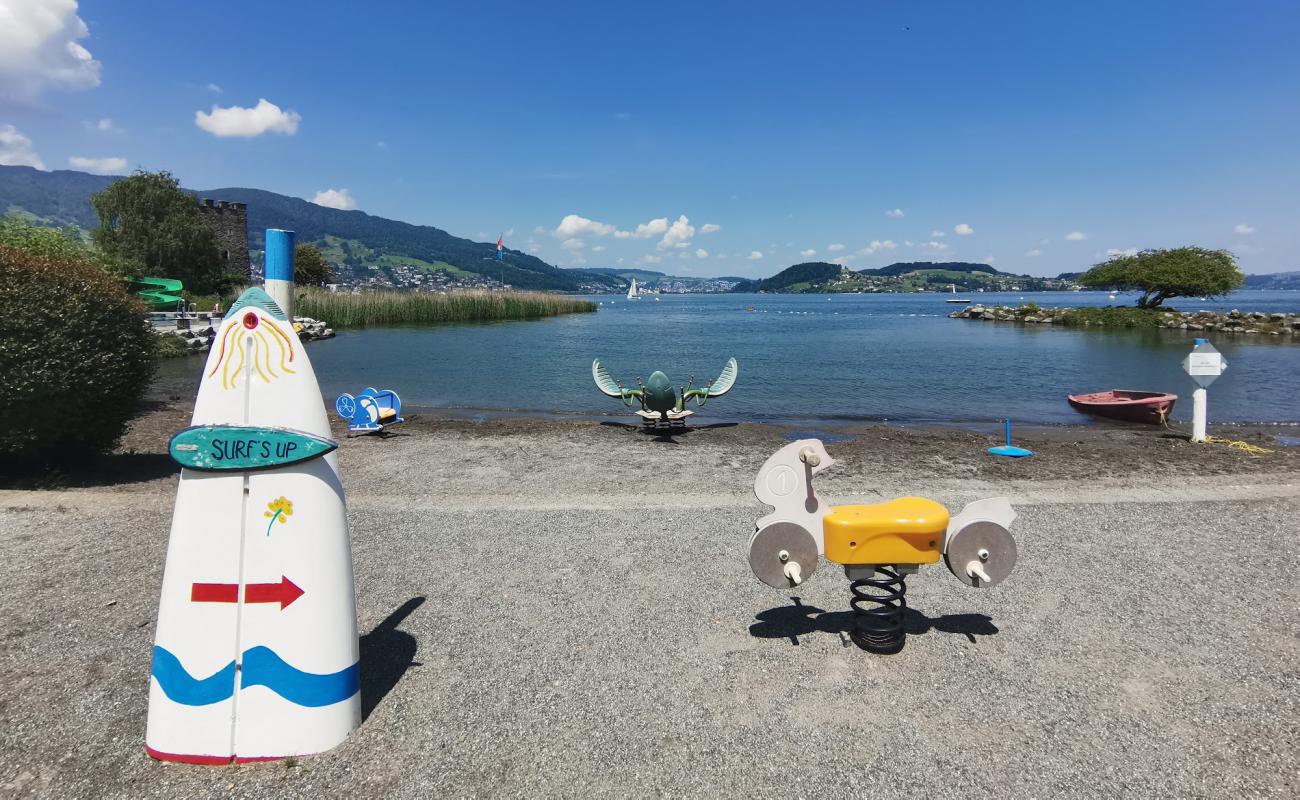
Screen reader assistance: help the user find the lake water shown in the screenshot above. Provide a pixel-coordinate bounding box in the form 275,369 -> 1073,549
155,290 -> 1300,426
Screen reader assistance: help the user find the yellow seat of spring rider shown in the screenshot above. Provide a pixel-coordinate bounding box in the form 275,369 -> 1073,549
823,497 -> 950,566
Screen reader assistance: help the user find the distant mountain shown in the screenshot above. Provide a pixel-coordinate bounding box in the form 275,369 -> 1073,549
562,267 -> 746,292
0,164 -> 579,291
1244,271 -> 1300,290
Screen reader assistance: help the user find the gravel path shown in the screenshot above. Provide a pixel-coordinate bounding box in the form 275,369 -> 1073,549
1,408 -> 1297,798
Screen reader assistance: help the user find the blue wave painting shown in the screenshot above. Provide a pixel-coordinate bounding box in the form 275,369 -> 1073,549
150,646 -> 236,705
151,645 -> 358,708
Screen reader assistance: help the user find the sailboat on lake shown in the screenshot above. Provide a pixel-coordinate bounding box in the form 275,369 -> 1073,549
626,278 -> 640,300
945,283 -> 971,304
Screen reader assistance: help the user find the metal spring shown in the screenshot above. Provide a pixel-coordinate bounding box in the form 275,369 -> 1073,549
849,567 -> 907,654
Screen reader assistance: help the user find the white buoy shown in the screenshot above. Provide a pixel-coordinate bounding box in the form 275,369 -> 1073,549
147,286 -> 360,764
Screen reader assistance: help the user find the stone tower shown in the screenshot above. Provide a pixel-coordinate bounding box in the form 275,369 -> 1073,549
197,198 -> 251,279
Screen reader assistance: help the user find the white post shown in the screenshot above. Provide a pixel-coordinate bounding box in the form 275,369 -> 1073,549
1191,387 -> 1208,443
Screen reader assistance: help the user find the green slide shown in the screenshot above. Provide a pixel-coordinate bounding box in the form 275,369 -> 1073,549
132,277 -> 185,309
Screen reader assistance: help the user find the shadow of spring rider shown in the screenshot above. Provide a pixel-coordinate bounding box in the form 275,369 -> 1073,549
747,439 -> 1019,654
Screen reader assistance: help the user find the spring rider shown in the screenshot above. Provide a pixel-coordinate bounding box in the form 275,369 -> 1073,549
747,439 -> 1019,654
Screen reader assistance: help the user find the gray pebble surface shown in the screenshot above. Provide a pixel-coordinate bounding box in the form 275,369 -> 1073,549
1,419 -> 1297,798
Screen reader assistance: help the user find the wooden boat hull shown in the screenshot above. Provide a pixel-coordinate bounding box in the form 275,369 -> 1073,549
1067,389 -> 1177,424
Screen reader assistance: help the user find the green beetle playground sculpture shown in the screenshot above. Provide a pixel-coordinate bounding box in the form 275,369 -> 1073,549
592,357 -> 739,428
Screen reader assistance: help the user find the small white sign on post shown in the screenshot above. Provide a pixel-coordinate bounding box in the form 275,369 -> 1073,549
1181,340 -> 1226,442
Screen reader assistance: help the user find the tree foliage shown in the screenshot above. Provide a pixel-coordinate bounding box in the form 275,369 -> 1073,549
294,243 -> 335,286
0,223 -> 155,467
91,170 -> 231,294
1078,247 -> 1244,308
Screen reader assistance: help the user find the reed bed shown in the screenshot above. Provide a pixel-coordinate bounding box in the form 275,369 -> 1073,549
295,287 -> 596,328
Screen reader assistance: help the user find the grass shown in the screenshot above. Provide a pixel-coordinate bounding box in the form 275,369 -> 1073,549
1052,306 -> 1168,328
294,287 -> 596,328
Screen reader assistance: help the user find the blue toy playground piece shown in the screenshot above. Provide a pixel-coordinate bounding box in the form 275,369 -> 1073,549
335,387 -> 405,434
988,418 -> 1033,458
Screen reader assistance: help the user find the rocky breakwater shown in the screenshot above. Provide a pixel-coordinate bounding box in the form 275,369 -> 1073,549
950,304 -> 1299,337
156,315 -> 336,356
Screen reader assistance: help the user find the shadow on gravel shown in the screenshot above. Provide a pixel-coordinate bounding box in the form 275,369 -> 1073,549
0,452 -> 178,490
598,420 -> 740,444
749,597 -> 999,646
359,596 -> 425,720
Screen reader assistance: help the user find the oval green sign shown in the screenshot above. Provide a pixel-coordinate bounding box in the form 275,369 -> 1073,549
169,425 -> 337,471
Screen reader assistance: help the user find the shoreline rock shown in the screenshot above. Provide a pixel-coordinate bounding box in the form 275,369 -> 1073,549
950,304 -> 1298,336
154,315 -> 335,355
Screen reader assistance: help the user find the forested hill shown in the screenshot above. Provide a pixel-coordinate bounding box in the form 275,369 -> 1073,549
863,261 -> 1000,277
730,260 -> 1072,293
0,164 -> 578,291
730,262 -> 845,293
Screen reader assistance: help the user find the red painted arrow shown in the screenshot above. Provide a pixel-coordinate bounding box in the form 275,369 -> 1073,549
190,576 -> 304,609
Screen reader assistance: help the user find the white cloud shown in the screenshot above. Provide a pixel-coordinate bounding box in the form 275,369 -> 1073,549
695,248 -> 708,258
375,140 -> 389,150
195,98 -> 301,137
1105,247 -> 1138,258
591,244 -> 606,253
677,251 -> 690,260
830,256 -> 848,266
615,216 -> 669,240
0,124 -> 45,168
982,254 -> 996,264
1025,249 -> 1042,257
748,251 -> 764,260
827,243 -> 845,252
856,240 -> 897,256
638,254 -> 662,265
569,256 -> 587,266
554,214 -> 616,238
930,230 -> 946,238
699,223 -> 721,234
657,214 -> 695,250
800,249 -> 816,258
1065,231 -> 1087,241
716,253 -> 728,260
68,155 -> 125,174
1234,223 -> 1255,234
90,117 -> 118,133
953,223 -> 974,235
903,240 -> 914,247
312,188 -> 356,210
919,240 -> 949,253
206,82 -> 223,94
527,244 -> 540,254
0,0 -> 101,101
561,238 -> 584,251
885,208 -> 905,219
532,225 -> 545,234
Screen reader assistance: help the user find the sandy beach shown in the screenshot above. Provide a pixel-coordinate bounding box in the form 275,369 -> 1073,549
1,403 -> 1298,798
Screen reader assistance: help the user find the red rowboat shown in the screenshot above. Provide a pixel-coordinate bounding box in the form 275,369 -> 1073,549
1067,389 -> 1177,424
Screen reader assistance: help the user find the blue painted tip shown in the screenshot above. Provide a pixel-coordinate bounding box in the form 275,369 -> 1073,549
989,445 -> 1034,458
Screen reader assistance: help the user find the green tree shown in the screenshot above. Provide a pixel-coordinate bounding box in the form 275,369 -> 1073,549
1078,247 -> 1244,309
0,221 -> 155,467
91,170 -> 230,294
294,243 -> 335,286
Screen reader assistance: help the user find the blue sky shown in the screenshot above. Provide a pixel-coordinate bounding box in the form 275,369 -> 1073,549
2,1 -> 1297,277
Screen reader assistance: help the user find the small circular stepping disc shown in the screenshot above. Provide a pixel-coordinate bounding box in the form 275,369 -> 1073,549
749,521 -> 818,589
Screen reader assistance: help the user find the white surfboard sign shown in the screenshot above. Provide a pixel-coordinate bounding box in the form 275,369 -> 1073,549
147,287 -> 360,764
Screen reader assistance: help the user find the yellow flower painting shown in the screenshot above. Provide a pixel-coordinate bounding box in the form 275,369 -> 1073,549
264,497 -> 293,536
